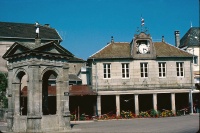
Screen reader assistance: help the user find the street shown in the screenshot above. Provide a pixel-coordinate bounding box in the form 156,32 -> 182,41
0,114 -> 199,133
70,114 -> 200,133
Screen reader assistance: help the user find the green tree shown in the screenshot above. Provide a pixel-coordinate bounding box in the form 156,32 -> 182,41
0,72 -> 8,108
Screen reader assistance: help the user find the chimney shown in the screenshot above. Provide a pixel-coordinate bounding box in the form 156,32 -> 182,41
35,38 -> 41,45
162,36 -> 165,42
174,31 -> 180,47
44,24 -> 50,27
111,36 -> 114,43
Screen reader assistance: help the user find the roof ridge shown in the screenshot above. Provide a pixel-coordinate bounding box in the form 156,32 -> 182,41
89,42 -> 112,58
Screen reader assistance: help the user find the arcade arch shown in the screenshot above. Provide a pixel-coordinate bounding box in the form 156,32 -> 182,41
42,69 -> 58,115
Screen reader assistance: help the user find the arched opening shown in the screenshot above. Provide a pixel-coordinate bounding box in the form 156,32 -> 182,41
42,70 -> 57,115
16,71 -> 28,115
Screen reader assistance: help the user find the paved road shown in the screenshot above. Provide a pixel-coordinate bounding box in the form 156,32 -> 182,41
0,114 -> 199,133
70,114 -> 200,133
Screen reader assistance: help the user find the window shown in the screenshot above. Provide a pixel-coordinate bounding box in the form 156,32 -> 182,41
194,57 -> 198,65
122,63 -> 129,78
176,62 -> 184,77
158,62 -> 166,77
140,63 -> 148,77
103,63 -> 111,78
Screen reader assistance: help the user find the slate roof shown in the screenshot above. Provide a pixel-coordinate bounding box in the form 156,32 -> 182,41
89,41 -> 193,59
69,74 -> 82,81
179,27 -> 200,48
0,22 -> 62,41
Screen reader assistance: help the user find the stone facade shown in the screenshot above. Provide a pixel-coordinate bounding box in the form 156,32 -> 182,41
91,59 -> 192,90
3,39 -> 71,132
87,32 -> 199,117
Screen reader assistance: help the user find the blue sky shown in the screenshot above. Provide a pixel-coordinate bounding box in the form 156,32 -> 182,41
0,0 -> 199,60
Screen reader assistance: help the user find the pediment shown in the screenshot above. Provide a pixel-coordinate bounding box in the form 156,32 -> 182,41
134,32 -> 151,39
34,42 -> 74,57
3,41 -> 74,60
3,42 -> 30,58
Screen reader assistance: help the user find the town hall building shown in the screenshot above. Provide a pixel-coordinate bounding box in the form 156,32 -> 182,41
86,26 -> 199,117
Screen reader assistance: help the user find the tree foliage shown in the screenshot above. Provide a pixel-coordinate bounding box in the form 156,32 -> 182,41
0,72 -> 8,108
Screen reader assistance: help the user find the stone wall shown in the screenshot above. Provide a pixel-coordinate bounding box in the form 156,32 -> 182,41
92,59 -> 193,90
0,108 -> 7,121
0,42 -> 13,72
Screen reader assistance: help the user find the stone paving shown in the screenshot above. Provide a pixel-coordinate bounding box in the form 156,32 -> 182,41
0,114 -> 199,133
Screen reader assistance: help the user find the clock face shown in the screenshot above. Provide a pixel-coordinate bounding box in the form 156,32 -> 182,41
138,43 -> 149,54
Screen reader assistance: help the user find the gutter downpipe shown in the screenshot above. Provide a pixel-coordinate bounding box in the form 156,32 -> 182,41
189,46 -> 194,114
93,58 -> 98,117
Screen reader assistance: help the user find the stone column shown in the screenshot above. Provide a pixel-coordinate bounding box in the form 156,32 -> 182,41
134,94 -> 139,116
62,64 -> 71,130
97,95 -> 101,117
153,94 -> 157,110
171,93 -> 176,114
116,95 -> 120,116
27,66 -> 42,132
12,82 -> 21,132
7,68 -> 13,132
13,83 -> 20,116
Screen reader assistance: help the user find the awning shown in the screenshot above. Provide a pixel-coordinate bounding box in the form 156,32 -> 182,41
69,85 -> 97,96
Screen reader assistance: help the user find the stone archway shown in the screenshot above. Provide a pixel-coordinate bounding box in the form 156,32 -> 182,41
42,70 -> 58,115
4,39 -> 71,132
13,69 -> 28,116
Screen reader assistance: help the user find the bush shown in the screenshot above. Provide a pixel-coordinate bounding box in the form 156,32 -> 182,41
161,110 -> 174,117
121,110 -> 134,119
150,109 -> 161,117
0,72 -> 8,108
138,111 -> 150,118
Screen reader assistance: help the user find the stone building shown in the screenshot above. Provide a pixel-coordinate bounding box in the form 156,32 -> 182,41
3,37 -> 74,132
176,27 -> 200,83
0,22 -> 85,78
0,22 -> 62,72
87,29 -> 199,117
0,22 -> 87,132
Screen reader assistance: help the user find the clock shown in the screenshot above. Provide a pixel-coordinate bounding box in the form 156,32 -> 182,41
136,41 -> 150,54
138,43 -> 149,54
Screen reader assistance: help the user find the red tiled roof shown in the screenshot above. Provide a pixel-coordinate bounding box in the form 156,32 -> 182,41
69,85 -> 97,96
21,85 -> 96,97
21,86 -> 56,96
